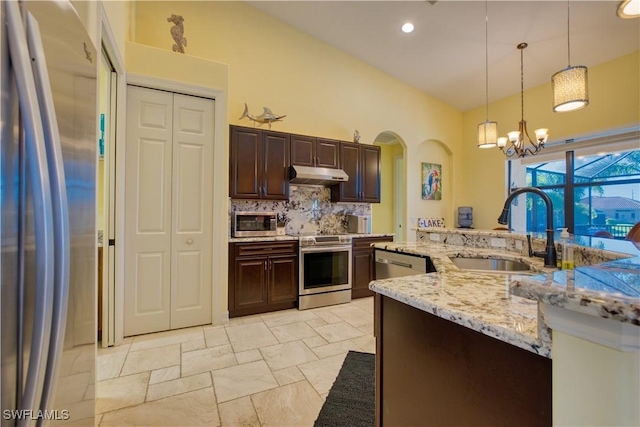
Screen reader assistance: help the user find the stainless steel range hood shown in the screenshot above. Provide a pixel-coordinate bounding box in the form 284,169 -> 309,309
289,165 -> 349,186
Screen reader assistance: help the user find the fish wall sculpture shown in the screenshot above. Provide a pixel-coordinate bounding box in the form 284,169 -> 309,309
239,103 -> 286,129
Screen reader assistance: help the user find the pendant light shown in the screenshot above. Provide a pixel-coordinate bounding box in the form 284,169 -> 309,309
477,0 -> 497,148
552,0 -> 589,112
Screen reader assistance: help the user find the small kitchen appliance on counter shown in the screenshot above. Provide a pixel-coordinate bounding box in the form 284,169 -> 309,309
458,206 -> 473,228
232,211 -> 277,237
347,214 -> 371,234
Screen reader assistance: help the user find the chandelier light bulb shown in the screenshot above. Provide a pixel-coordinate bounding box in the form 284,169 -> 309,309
508,131 -> 520,143
534,128 -> 549,144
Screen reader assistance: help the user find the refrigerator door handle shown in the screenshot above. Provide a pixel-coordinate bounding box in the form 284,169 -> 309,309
26,12 -> 71,416
6,0 -> 56,419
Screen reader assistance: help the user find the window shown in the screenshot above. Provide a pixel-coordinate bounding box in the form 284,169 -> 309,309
508,131 -> 640,239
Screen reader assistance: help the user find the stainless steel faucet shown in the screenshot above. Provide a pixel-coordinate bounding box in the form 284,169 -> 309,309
498,187 -> 557,268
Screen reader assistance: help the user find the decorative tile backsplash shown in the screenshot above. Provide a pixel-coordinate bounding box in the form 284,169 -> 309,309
230,185 -> 371,235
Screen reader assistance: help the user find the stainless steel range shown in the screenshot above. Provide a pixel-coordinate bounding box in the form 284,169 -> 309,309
296,233 -> 352,310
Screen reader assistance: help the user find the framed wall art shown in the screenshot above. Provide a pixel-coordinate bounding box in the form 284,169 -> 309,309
421,162 -> 442,200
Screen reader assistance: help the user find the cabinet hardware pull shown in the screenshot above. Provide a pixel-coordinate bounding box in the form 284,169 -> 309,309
378,258 -> 413,268
187,238 -> 193,245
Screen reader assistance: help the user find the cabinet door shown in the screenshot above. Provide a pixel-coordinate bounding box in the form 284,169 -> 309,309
262,131 -> 290,200
291,134 -> 315,167
361,144 -> 381,203
234,257 -> 268,310
230,126 -> 261,199
268,255 -> 298,304
352,249 -> 375,299
332,142 -> 360,202
315,138 -> 340,169
352,236 -> 393,299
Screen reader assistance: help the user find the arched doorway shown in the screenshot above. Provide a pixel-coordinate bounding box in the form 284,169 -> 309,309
373,132 -> 406,241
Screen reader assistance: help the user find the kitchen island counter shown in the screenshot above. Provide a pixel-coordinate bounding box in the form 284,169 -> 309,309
370,230 -> 639,427
371,239 -> 555,426
370,241 -> 556,357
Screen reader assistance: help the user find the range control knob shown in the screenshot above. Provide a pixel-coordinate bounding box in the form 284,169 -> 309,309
301,237 -> 314,246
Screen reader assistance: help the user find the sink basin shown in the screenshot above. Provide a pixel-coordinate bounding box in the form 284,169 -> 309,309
449,257 -> 532,273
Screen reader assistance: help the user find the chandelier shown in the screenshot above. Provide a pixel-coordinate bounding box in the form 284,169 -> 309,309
497,43 -> 548,158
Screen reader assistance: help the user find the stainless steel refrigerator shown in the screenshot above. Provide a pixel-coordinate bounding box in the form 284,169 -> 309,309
1,1 -> 96,425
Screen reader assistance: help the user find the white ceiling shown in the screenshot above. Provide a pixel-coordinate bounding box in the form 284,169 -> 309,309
247,1 -> 640,112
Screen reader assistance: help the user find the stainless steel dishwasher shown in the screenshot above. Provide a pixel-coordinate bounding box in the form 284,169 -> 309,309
375,249 -> 436,279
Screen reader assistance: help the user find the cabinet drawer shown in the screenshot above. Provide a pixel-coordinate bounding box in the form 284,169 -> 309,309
352,236 -> 394,250
234,241 -> 298,258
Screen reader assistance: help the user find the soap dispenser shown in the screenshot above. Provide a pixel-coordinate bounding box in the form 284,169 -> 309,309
560,228 -> 574,270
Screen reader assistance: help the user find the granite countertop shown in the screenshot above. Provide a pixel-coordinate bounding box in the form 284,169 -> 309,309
370,231 -> 640,357
228,233 -> 394,243
370,241 -> 556,357
511,257 -> 640,326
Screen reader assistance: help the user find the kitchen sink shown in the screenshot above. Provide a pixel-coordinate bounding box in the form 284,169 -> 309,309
449,256 -> 532,273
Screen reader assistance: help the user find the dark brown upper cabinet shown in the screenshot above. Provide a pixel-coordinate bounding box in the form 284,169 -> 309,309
230,125 -> 290,200
331,142 -> 381,203
291,134 -> 340,169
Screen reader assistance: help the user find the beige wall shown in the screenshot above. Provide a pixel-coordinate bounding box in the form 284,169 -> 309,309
460,51 -> 640,230
373,143 -> 396,234
553,331 -> 640,426
131,1 -> 463,235
101,1 -> 130,59
129,2 -> 640,236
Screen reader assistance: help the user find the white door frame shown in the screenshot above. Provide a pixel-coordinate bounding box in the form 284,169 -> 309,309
98,3 -> 125,347
118,74 -> 228,343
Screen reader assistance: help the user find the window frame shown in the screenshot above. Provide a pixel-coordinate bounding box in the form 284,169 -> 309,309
507,127 -> 640,237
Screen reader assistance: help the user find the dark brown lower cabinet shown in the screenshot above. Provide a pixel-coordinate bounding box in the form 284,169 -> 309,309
375,295 -> 552,427
352,236 -> 394,299
229,241 -> 298,317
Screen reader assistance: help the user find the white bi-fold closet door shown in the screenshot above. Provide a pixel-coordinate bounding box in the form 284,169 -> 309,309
124,85 -> 214,336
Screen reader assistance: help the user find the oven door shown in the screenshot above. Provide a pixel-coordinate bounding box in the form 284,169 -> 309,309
299,245 -> 352,296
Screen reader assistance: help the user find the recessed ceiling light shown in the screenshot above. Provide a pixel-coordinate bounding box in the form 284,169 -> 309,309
618,0 -> 640,18
401,23 -> 414,33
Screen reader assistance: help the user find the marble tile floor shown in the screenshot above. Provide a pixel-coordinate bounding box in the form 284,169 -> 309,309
96,297 -> 375,427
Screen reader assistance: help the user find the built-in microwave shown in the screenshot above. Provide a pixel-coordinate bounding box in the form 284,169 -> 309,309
232,211 -> 277,237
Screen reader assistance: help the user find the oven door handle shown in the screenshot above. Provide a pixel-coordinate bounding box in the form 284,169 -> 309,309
300,245 -> 352,253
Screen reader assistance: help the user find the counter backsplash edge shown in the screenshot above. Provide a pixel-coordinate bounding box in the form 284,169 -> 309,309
416,228 -> 630,267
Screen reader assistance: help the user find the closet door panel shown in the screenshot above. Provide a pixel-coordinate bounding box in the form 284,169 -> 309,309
124,86 -> 173,336
170,94 -> 214,328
